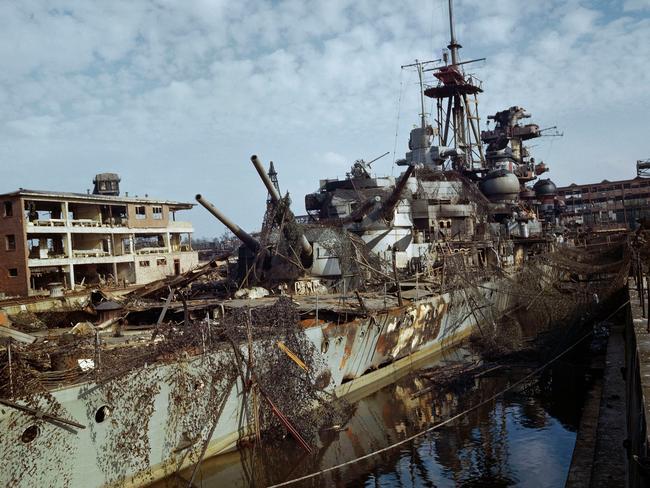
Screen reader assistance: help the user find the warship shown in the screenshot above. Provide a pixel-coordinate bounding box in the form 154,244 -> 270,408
0,1 -> 629,487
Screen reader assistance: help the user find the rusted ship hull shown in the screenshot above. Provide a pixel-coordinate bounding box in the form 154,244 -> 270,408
2,245 -> 630,488
0,275 -> 515,488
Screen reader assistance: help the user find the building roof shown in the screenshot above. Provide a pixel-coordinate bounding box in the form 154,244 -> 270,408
0,189 -> 194,209
558,175 -> 648,191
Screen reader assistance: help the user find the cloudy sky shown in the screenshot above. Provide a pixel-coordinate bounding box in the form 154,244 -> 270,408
1,0 -> 649,236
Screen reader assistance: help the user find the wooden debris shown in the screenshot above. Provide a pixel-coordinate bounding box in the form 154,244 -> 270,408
0,325 -> 36,344
277,341 -> 308,372
0,398 -> 86,430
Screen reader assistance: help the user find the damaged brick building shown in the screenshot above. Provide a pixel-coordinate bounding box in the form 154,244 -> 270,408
557,172 -> 650,229
0,173 -> 198,297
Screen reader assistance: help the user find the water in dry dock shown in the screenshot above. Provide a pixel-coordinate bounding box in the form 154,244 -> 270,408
157,345 -> 590,488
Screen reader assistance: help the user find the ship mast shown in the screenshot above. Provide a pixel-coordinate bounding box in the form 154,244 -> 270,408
417,62 -> 426,130
447,0 -> 460,65
425,0 -> 485,173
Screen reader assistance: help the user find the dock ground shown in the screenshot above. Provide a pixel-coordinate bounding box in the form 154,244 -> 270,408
566,282 -> 650,487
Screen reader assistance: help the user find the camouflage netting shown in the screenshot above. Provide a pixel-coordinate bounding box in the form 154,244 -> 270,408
240,190 -> 389,292
238,193 -> 307,287
468,242 -> 630,358
414,167 -> 492,220
220,296 -> 348,446
0,297 -> 347,486
308,225 -> 384,291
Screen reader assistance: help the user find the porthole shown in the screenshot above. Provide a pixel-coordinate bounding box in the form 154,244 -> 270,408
95,405 -> 111,423
321,340 -> 330,353
21,425 -> 40,443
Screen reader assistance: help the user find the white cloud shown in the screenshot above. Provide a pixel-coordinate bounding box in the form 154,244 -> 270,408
0,0 -> 649,235
624,0 -> 650,11
320,151 -> 349,167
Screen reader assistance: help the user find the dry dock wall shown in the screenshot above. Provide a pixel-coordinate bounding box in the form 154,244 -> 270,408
625,284 -> 650,488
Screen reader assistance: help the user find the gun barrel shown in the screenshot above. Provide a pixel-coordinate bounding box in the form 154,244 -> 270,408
251,155 -> 281,203
195,194 -> 260,252
381,165 -> 415,221
342,196 -> 380,224
250,155 -> 312,258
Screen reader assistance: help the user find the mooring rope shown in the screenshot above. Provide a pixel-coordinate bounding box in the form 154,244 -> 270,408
267,299 -> 631,488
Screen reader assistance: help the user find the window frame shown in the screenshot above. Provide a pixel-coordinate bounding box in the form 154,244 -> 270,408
5,234 -> 16,251
135,205 -> 146,220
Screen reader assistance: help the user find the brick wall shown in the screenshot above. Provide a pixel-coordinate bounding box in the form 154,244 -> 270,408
126,203 -> 169,228
0,197 -> 28,296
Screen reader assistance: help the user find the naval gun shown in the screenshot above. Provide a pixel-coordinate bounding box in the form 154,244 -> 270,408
250,155 -> 313,263
378,164 -> 416,223
195,194 -> 260,253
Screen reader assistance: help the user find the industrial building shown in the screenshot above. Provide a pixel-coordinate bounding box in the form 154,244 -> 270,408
557,173 -> 650,229
0,173 -> 198,297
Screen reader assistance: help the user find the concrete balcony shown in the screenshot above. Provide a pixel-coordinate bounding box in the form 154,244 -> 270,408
72,249 -> 110,258
26,225 -> 173,235
136,247 -> 169,255
28,254 -> 135,267
29,219 -> 66,227
169,220 -> 192,228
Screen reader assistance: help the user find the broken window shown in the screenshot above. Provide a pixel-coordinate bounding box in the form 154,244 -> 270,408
134,234 -> 165,251
121,237 -> 132,254
156,258 -> 167,266
5,235 -> 16,251
152,206 -> 163,220
8,268 -> 17,277
139,260 -> 150,267
135,206 -> 146,220
3,201 -> 12,217
27,238 -> 40,258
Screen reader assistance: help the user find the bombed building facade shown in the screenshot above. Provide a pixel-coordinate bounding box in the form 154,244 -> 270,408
557,165 -> 650,230
0,173 -> 198,297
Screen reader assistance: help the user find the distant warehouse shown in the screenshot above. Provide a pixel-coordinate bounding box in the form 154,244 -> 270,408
0,173 -> 198,298
558,171 -> 650,230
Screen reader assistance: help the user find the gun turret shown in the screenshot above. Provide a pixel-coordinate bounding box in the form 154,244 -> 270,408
195,194 -> 260,253
250,155 -> 313,259
380,165 -> 415,222
343,196 -> 381,224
